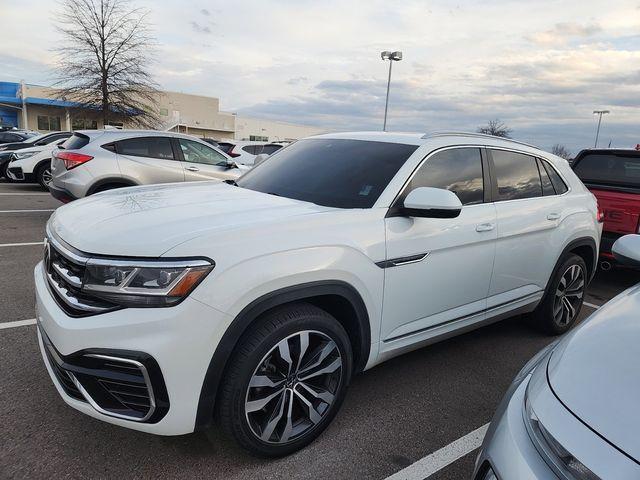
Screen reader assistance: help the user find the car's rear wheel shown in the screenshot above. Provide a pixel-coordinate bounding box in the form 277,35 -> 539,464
218,303 -> 352,457
36,162 -> 52,189
533,253 -> 587,335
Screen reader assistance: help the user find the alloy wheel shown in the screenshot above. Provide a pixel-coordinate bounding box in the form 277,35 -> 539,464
553,264 -> 585,327
244,330 -> 343,444
42,168 -> 53,187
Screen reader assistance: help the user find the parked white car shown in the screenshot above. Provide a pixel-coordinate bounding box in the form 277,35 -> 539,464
35,132 -> 601,456
7,139 -> 67,188
217,140 -> 285,165
49,130 -> 249,202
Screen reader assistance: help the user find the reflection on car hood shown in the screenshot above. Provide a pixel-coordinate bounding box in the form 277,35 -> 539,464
49,182 -> 333,256
548,284 -> 640,461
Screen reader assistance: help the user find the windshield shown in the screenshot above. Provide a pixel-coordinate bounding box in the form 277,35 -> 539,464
236,138 -> 418,208
574,152 -> 640,188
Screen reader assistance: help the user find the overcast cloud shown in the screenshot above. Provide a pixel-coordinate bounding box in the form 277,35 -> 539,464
1,0 -> 638,151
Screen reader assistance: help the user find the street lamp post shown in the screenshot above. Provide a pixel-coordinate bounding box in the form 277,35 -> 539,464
381,50 -> 402,131
593,110 -> 610,148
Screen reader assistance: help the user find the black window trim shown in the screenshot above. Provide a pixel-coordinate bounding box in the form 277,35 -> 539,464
387,145 -> 492,217
114,136 -> 178,161
539,156 -> 570,196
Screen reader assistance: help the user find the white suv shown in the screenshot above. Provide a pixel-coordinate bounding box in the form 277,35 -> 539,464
35,132 -> 601,456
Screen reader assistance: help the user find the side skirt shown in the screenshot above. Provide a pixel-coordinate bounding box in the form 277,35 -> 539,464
374,292 -> 543,365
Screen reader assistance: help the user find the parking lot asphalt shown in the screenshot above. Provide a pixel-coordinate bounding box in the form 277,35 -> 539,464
1,180 -> 638,480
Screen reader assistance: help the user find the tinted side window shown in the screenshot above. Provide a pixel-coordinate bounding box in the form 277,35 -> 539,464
216,143 -> 234,154
117,137 -> 175,160
242,145 -> 261,155
403,148 -> 484,205
178,138 -> 227,165
61,133 -> 90,150
491,150 -> 542,201
537,158 -> 555,195
262,144 -> 282,155
542,160 -> 568,194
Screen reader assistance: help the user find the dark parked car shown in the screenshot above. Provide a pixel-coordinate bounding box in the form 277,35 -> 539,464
0,131 -> 72,179
0,130 -> 37,145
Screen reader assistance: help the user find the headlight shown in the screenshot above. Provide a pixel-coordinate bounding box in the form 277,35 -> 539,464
82,258 -> 214,307
524,385 -> 599,480
12,151 -> 36,160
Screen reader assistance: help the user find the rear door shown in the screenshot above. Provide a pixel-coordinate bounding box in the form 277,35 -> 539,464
115,136 -> 184,184
488,149 -> 566,306
176,138 -> 238,181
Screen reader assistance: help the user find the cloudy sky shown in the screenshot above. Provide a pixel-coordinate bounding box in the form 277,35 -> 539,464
1,0 -> 639,151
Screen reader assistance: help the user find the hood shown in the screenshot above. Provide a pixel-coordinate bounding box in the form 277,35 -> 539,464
548,285 -> 640,461
49,182 -> 333,256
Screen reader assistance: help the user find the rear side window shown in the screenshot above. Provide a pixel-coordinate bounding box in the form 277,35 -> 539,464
116,137 -> 175,160
61,133 -> 90,150
537,158 -> 555,196
403,148 -> 484,205
541,159 -> 568,194
262,144 -> 282,155
491,150 -> 542,201
573,153 -> 640,189
242,145 -> 262,155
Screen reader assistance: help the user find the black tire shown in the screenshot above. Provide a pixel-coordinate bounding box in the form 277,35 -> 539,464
532,253 -> 587,335
217,302 -> 353,457
35,162 -> 52,190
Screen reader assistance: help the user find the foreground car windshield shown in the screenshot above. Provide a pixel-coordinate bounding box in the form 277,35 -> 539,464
236,138 -> 418,208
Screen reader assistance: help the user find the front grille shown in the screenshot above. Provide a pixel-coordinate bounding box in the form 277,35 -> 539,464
44,236 -> 117,316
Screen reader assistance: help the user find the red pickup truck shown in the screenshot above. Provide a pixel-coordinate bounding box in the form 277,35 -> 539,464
572,149 -> 640,269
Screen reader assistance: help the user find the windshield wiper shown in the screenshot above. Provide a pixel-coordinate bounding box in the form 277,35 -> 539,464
224,179 -> 238,186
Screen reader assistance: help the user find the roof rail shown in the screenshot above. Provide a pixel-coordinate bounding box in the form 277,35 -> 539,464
421,131 -> 539,149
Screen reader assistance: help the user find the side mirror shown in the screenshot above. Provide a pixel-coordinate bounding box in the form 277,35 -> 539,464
254,153 -> 269,166
612,234 -> 640,266
402,187 -> 462,218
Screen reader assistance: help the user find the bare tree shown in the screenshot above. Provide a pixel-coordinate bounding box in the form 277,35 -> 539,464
53,0 -> 160,128
551,144 -> 572,160
477,119 -> 512,138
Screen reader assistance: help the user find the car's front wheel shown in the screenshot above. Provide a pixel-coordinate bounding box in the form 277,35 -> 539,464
36,162 -> 52,189
218,303 -> 352,457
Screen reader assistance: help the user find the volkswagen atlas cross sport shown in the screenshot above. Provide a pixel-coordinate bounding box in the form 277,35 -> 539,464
35,132 -> 602,457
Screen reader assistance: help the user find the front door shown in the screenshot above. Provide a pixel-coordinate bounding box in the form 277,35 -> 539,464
381,147 -> 497,341
177,138 -> 239,182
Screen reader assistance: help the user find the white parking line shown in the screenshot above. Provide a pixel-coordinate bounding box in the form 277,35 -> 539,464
584,301 -> 601,309
0,241 -> 44,248
0,192 -> 50,196
0,318 -> 37,330
0,209 -> 55,213
385,424 -> 489,480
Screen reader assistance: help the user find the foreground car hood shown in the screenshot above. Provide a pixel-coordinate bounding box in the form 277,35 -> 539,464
548,285 -> 640,461
49,182 -> 333,256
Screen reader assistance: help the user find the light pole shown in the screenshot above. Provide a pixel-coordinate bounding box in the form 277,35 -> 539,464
593,110 -> 610,148
381,50 -> 402,131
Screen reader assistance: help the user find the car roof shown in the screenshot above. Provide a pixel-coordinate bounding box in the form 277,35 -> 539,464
312,131 -> 540,149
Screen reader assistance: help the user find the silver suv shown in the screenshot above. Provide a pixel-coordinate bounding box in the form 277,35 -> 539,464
49,130 -> 247,202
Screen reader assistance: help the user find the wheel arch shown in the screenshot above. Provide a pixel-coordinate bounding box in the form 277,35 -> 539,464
194,280 -> 371,431
86,177 -> 138,195
33,158 -> 52,175
546,237 -> 598,296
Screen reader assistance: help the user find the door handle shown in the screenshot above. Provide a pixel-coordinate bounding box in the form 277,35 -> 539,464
185,166 -> 199,172
475,222 -> 495,232
547,213 -> 560,221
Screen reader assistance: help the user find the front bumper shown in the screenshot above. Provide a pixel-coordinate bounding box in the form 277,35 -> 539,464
35,261 -> 233,435
49,184 -> 78,203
